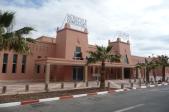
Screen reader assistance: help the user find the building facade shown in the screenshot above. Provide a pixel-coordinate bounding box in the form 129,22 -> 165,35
0,22 -> 168,83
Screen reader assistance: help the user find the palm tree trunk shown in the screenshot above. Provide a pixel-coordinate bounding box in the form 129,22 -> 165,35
144,67 -> 146,82
146,68 -> 150,83
162,66 -> 165,82
153,69 -> 156,82
100,61 -> 105,88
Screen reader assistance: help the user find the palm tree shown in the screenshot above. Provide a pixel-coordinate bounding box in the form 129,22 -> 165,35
150,59 -> 159,82
87,45 -> 121,88
136,62 -> 145,81
136,58 -> 157,83
136,62 -> 143,79
156,55 -> 169,82
0,10 -> 35,54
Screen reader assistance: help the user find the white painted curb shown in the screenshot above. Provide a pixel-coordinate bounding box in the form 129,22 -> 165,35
140,86 -> 147,89
97,91 -> 108,95
149,85 -> 155,87
158,84 -> 162,86
39,97 -> 60,102
115,89 -> 124,92
73,94 -> 87,98
0,102 -> 21,108
163,83 -> 168,86
132,87 -> 137,89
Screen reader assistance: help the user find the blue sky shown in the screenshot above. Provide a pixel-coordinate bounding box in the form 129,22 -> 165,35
1,0 -> 169,57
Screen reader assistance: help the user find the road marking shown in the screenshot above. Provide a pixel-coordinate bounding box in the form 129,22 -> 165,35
114,104 -> 144,112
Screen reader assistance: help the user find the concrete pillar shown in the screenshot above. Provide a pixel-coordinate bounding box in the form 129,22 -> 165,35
84,65 -> 88,82
138,68 -> 141,79
45,63 -> 50,84
121,67 -> 124,80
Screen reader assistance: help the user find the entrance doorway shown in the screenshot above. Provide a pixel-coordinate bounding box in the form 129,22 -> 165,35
73,66 -> 84,81
124,68 -> 131,79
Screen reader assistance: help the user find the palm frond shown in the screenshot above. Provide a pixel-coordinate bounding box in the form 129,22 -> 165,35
15,27 -> 35,35
106,45 -> 112,53
156,55 -> 169,66
87,45 -> 120,65
109,54 -> 121,62
26,37 -> 35,43
0,10 -> 35,54
0,11 -> 14,27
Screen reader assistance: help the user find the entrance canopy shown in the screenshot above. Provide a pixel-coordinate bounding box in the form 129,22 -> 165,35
35,57 -> 136,67
35,57 -> 136,83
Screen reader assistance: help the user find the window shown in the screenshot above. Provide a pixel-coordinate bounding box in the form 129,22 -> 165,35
74,47 -> 83,60
90,67 -> 93,74
44,65 -> 46,73
35,56 -> 41,73
21,55 -> 27,73
124,55 -> 129,64
37,56 -> 41,59
2,54 -> 8,73
12,54 -> 17,73
36,65 -> 40,73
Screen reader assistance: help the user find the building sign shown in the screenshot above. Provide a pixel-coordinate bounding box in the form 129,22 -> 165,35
66,14 -> 87,28
115,31 -> 129,38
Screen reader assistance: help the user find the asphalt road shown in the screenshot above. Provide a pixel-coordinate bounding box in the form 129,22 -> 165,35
0,86 -> 169,112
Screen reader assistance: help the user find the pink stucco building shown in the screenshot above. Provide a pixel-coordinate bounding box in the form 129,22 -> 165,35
0,22 -> 168,83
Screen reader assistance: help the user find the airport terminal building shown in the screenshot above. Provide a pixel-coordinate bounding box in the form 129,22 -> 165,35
0,16 -> 167,83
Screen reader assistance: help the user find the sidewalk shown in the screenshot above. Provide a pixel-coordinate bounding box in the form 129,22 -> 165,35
0,79 -> 148,96
0,81 -> 104,95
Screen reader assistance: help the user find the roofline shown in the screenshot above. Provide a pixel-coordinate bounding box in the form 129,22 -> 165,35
57,27 -> 88,34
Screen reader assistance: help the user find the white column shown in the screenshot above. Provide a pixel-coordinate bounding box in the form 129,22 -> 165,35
84,65 -> 88,82
138,68 -> 141,79
45,63 -> 50,84
121,67 -> 124,80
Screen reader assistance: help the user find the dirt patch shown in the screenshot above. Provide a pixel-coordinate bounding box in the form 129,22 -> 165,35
0,88 -> 116,103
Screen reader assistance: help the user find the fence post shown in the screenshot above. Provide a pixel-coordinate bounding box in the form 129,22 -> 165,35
61,82 -> 64,89
130,83 -> 133,89
166,77 -> 169,83
45,83 -> 49,92
108,82 -> 110,89
139,78 -> 141,87
134,78 -> 136,83
129,79 -> 131,83
121,83 -> 124,89
25,84 -> 29,92
74,82 -> 77,88
155,82 -> 158,87
2,86 -> 7,94
86,81 -> 88,87
97,81 -> 99,86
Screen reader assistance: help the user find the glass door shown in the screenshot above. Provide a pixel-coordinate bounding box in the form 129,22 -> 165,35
73,66 -> 84,81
